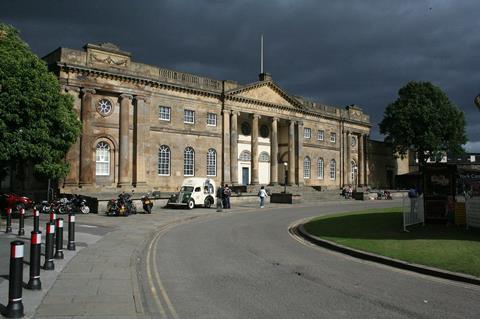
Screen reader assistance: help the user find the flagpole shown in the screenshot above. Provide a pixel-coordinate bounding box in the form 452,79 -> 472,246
260,34 -> 264,74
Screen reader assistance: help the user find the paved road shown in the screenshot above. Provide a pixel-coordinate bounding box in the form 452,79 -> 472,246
140,200 -> 480,319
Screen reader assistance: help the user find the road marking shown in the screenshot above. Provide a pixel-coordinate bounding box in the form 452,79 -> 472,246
152,228 -> 180,319
77,224 -> 98,228
146,230 -> 168,318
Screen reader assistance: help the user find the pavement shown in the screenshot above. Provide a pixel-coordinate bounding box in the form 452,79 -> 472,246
0,197 -> 477,318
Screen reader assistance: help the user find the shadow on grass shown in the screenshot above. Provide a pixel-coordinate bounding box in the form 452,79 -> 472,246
304,211 -> 480,241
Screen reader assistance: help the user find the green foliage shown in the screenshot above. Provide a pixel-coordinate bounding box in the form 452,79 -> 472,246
379,81 -> 467,164
0,23 -> 81,179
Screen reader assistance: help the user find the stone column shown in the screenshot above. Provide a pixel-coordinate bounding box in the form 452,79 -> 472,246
118,94 -> 132,188
342,131 -> 348,186
297,121 -> 304,186
79,88 -> 96,187
133,95 -> 149,187
230,111 -> 239,185
269,117 -> 279,185
358,133 -> 364,187
63,86 -> 81,187
251,114 -> 260,185
222,109 -> 231,185
288,120 -> 296,186
346,131 -> 351,185
364,134 -> 369,186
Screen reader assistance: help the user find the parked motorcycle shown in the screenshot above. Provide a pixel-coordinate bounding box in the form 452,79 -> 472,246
105,192 -> 136,216
70,194 -> 90,214
39,200 -> 53,214
57,197 -> 71,214
141,193 -> 153,214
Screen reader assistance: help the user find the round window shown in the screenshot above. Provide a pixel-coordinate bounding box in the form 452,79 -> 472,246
260,125 -> 269,138
351,136 -> 357,147
241,122 -> 251,136
96,99 -> 113,116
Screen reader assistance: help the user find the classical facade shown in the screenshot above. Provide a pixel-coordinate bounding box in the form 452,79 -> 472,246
43,43 -> 371,193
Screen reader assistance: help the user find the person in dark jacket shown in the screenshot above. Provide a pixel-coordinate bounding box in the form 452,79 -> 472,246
223,184 -> 232,209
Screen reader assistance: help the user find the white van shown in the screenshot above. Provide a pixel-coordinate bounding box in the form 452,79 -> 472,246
166,178 -> 216,209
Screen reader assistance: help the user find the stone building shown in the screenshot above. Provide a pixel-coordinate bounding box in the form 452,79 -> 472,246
42,43 -> 372,194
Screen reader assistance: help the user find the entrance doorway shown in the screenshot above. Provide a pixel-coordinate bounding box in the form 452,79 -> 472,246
242,167 -> 249,185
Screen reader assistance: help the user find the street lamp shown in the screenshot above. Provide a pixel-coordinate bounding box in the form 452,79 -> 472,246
283,162 -> 288,194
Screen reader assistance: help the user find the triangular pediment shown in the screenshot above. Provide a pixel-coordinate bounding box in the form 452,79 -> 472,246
226,81 -> 302,108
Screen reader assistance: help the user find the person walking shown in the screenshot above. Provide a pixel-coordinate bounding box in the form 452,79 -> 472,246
223,184 -> 232,209
216,185 -> 224,212
258,186 -> 268,208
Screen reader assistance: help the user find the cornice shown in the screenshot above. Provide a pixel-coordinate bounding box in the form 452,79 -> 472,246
59,63 -> 222,99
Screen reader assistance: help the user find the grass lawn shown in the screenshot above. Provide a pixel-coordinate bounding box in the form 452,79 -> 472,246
303,207 -> 480,277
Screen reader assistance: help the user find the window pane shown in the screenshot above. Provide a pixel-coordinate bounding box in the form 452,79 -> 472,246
184,147 -> 195,176
96,142 -> 110,176
207,113 -> 217,126
304,157 -> 311,179
304,128 -> 311,139
317,130 -> 324,141
159,106 -> 171,121
184,110 -> 195,123
158,145 -> 170,175
330,160 -> 336,180
330,133 -> 336,143
317,159 -> 324,179
207,148 -> 216,176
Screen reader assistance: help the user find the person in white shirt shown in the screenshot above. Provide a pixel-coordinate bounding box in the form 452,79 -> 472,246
258,186 -> 268,208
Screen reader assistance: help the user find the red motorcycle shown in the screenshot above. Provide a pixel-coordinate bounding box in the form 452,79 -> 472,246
0,193 -> 34,215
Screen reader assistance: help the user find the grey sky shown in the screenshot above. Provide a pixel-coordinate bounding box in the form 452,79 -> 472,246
1,0 -> 479,151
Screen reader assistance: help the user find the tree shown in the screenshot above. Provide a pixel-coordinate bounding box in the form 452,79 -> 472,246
0,23 -> 81,180
379,81 -> 466,166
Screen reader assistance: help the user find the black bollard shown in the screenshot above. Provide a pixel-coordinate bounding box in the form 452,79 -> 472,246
67,213 -> 76,251
27,230 -> 42,290
43,222 -> 55,270
17,208 -> 25,236
54,218 -> 64,259
6,207 -> 12,233
33,208 -> 40,233
3,241 -> 25,318
49,210 -> 56,224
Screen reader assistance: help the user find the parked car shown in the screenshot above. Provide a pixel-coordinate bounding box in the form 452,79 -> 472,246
0,193 -> 34,215
166,178 -> 216,209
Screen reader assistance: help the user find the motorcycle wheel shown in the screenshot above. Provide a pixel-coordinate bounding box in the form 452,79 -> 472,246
58,205 -> 67,214
80,206 -> 90,214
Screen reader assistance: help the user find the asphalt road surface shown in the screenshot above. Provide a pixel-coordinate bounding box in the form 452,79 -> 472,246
139,200 -> 480,319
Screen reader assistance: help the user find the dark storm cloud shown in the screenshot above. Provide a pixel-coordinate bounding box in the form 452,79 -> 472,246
1,0 -> 479,150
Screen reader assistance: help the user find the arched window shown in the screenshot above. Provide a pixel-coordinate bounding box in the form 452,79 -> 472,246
184,147 -> 195,176
158,145 -> 170,176
259,152 -> 270,162
239,150 -> 251,161
329,159 -> 336,180
317,158 -> 324,179
304,157 -> 311,179
351,160 -> 358,184
96,142 -> 110,176
206,148 -> 216,176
